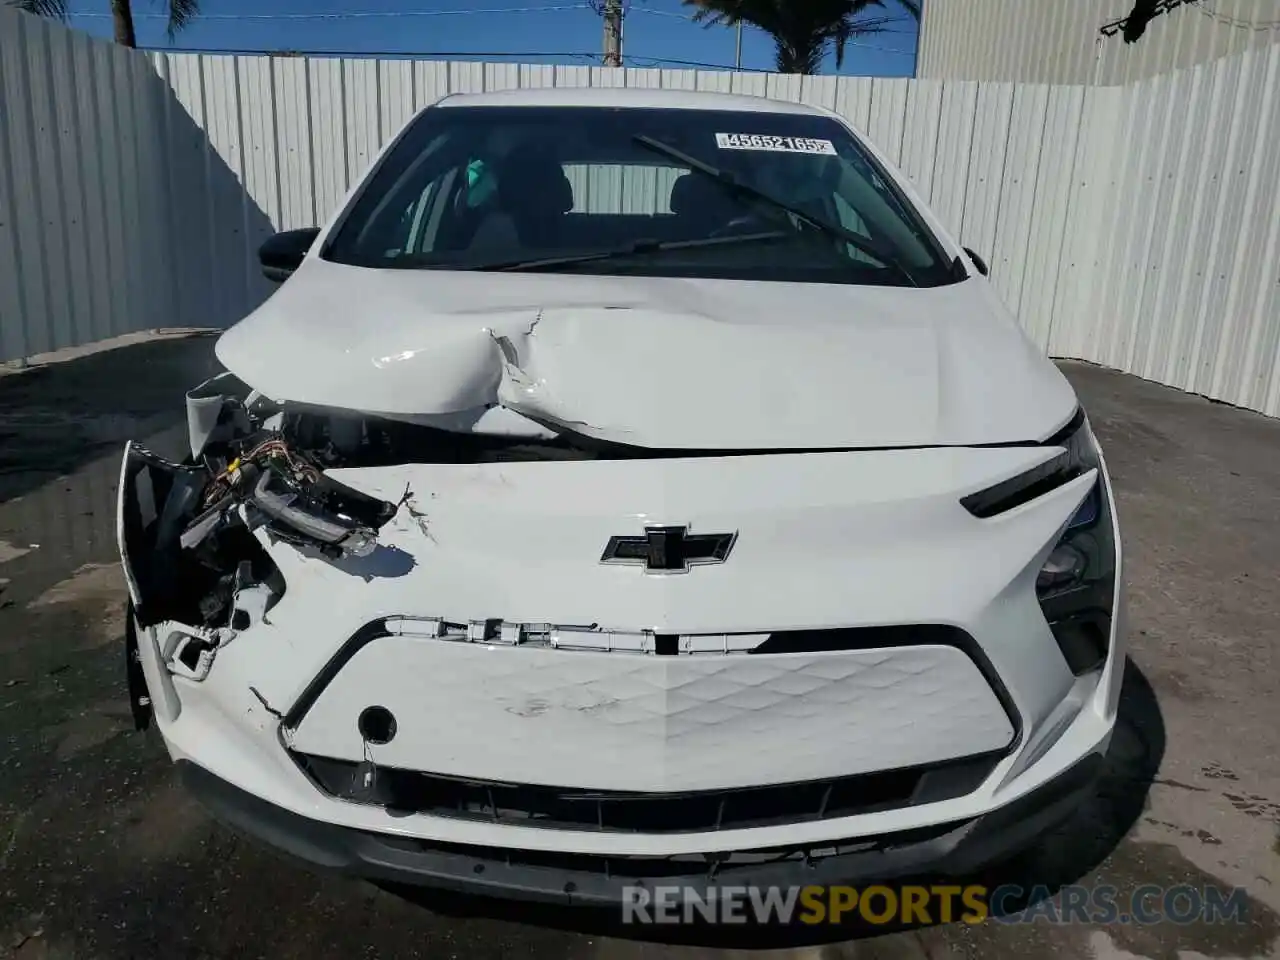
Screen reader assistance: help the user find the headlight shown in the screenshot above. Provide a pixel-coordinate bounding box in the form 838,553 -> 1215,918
962,410 -> 1117,676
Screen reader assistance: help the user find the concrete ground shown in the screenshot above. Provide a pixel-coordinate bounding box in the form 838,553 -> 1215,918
0,334 -> 1276,960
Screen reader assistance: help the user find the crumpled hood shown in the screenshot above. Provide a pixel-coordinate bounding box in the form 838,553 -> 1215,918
215,259 -> 1078,449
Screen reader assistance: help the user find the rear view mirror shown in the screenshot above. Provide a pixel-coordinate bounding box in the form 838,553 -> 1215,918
964,247 -> 989,277
259,228 -> 321,283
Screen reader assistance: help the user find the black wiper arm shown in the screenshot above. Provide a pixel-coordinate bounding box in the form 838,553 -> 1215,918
470,230 -> 789,272
632,134 -> 919,287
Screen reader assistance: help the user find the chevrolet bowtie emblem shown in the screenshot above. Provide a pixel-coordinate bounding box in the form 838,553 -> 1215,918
600,525 -> 737,573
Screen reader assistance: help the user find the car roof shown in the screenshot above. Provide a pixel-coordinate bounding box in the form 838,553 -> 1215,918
434,86 -> 832,116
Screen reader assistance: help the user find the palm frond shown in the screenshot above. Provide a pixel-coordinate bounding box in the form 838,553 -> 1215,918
681,0 -> 740,28
896,0 -> 920,18
7,0 -> 69,19
684,0 -> 899,73
165,0 -> 199,37
829,12 -> 892,68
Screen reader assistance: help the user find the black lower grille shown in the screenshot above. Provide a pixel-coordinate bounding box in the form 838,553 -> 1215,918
292,753 -> 999,833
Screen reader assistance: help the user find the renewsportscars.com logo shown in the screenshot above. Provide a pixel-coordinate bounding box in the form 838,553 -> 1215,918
621,884 -> 1250,926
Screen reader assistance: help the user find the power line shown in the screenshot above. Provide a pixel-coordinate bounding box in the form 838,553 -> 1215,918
74,5 -> 593,21
823,39 -> 915,56
143,42 -> 916,68
84,4 -> 917,37
625,54 -> 742,69
611,47 -> 919,69
145,43 -> 916,68
147,45 -> 605,61
1188,0 -> 1280,31
629,7 -> 696,18
631,5 -> 915,30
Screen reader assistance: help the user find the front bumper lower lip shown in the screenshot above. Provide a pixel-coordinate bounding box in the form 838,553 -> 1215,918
178,752 -> 1103,906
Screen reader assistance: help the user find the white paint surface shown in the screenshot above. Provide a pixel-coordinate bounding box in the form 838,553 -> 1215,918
3,7 -> 1279,417
119,428 -> 1126,853
217,263 -> 1078,449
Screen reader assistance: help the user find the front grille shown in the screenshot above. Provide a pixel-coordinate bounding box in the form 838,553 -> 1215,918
293,753 -> 999,833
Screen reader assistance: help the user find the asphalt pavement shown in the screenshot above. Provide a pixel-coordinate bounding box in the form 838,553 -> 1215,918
0,334 -> 1277,959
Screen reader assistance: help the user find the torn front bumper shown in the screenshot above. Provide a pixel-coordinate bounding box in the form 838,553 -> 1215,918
119,440 -> 1123,863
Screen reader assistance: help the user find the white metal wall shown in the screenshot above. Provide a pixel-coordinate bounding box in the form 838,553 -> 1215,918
150,53 -> 1097,353
1064,40 -> 1280,414
918,0 -> 1280,85
3,9 -> 1280,417
0,7 -> 176,359
0,7 -> 276,360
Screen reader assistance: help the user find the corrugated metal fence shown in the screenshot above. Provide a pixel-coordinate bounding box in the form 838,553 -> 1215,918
1069,39 -> 1280,415
1,10 -> 173,360
2,6 -> 1279,416
918,0 -> 1280,86
151,52 -> 1107,355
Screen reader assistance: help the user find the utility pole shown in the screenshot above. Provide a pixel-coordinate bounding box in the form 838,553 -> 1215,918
602,0 -> 624,66
734,20 -> 743,69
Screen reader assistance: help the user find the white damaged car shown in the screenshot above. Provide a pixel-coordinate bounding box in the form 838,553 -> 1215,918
118,88 -> 1123,903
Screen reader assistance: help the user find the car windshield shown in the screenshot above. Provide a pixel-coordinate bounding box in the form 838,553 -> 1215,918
322,105 -> 958,287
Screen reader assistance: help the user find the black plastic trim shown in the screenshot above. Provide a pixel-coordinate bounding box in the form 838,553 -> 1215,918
281,619 -> 392,729
959,407 -> 1094,520
1042,406 -> 1086,447
124,600 -> 152,731
259,227 -> 321,282
291,751 -> 1002,834
960,455 -> 1081,519
963,247 -> 989,277
178,751 -> 1103,904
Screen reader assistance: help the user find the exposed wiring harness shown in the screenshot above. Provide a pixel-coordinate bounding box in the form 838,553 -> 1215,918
185,429 -> 397,561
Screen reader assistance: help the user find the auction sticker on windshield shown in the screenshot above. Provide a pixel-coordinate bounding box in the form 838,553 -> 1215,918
715,133 -> 837,155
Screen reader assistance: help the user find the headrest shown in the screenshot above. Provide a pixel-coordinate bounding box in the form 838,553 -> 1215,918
669,173 -> 738,220
494,152 -> 574,215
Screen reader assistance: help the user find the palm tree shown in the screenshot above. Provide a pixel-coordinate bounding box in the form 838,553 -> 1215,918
684,0 -> 920,75
8,0 -> 200,48
1121,0 -> 1158,43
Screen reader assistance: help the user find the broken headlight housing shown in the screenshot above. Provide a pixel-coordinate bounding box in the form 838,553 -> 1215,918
962,411 -> 1117,676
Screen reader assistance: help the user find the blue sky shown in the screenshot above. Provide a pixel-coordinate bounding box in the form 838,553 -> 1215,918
61,0 -> 920,76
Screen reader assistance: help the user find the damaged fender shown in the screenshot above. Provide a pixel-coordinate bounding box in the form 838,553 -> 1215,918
116,379 -> 400,692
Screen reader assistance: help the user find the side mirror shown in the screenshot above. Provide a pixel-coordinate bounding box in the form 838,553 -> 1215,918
259,228 -> 321,283
964,247 -> 989,277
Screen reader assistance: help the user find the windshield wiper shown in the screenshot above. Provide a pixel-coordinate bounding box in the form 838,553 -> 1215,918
632,134 -> 920,287
469,230 -> 789,272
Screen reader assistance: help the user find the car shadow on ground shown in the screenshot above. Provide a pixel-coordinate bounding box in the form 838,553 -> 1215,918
0,333 -> 219,504
382,658 -> 1165,949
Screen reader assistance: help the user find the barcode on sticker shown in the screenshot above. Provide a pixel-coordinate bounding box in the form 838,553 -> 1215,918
715,133 -> 837,155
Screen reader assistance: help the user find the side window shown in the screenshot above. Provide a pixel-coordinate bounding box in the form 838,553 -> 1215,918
395,166 -> 470,256
382,180 -> 440,257
561,163 -> 683,214
381,197 -> 416,257
831,193 -> 879,266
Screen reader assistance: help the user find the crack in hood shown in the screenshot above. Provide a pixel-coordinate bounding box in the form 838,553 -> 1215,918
215,260 -> 1078,449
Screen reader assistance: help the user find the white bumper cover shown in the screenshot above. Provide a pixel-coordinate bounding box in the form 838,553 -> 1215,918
126,443 -> 1124,857
291,638 -> 1013,792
